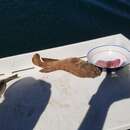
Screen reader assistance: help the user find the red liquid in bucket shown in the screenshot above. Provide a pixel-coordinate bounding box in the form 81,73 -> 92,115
96,59 -> 121,68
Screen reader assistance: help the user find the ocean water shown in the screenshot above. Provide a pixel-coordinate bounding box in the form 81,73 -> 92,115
0,0 -> 130,57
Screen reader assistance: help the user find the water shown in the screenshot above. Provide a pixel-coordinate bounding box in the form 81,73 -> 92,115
0,0 -> 130,57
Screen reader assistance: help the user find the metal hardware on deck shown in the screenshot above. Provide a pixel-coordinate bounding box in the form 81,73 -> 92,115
79,56 -> 86,59
12,67 -> 35,74
0,73 -> 5,76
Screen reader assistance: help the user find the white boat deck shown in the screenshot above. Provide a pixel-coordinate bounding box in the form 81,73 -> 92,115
0,34 -> 130,130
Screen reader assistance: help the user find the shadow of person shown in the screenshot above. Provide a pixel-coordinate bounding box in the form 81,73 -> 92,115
78,66 -> 130,130
0,77 -> 51,130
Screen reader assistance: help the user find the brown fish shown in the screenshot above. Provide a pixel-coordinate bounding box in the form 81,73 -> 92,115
32,53 -> 102,78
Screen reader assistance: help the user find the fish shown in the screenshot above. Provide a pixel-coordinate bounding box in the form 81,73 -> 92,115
32,53 -> 102,78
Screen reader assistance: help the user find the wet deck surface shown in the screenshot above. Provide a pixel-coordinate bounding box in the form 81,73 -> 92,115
0,34 -> 130,130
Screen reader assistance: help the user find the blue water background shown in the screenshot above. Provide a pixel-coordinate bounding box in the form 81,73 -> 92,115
0,0 -> 130,57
